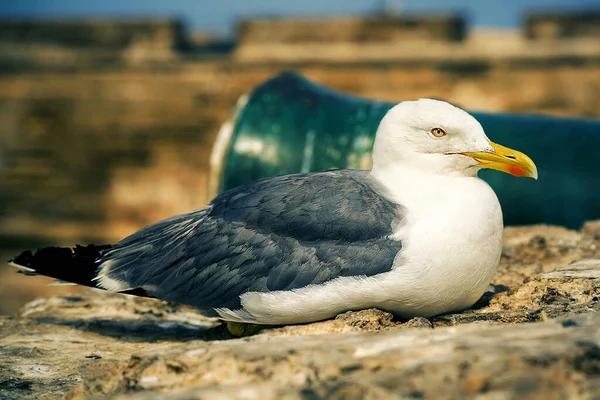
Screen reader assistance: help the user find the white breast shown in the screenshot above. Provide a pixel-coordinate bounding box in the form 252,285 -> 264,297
373,166 -> 504,317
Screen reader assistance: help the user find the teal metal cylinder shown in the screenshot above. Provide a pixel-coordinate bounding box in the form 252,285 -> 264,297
211,72 -> 600,229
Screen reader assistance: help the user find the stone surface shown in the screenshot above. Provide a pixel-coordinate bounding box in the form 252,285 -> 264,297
1,223 -> 600,399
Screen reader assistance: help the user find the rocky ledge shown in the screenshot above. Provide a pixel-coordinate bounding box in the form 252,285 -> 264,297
1,222 -> 600,399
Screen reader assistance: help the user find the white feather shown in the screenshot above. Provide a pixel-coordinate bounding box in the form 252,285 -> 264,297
50,280 -> 78,286
9,261 -> 35,272
93,260 -> 132,292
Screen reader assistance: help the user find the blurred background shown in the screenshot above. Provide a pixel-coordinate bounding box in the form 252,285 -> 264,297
1,0 -> 600,314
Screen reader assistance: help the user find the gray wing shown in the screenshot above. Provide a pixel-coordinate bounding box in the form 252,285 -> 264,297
97,170 -> 404,316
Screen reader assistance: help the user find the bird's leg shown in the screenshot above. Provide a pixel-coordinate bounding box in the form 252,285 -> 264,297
226,322 -> 265,337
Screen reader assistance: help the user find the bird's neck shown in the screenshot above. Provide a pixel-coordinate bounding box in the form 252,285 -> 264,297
370,163 -> 484,209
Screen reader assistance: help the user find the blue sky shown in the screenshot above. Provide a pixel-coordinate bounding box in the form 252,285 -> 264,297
1,0 -> 599,35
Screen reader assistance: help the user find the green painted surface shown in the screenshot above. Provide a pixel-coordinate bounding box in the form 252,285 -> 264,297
219,72 -> 600,228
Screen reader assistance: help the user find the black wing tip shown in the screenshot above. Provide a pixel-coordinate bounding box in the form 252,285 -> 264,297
8,244 -> 113,286
119,287 -> 152,298
8,250 -> 34,268
9,244 -> 111,264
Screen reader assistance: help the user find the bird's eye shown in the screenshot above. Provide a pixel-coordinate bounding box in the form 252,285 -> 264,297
430,127 -> 447,138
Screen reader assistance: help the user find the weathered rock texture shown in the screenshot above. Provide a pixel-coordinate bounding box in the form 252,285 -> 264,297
1,223 -> 600,399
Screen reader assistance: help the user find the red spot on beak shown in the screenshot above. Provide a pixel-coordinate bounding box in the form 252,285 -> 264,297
508,165 -> 525,177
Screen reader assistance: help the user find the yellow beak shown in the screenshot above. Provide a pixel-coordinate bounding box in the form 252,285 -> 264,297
462,141 -> 538,179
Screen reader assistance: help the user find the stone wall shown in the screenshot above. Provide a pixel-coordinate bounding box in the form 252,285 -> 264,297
525,10 -> 600,40
0,19 -> 189,67
0,19 -> 188,50
232,12 -> 600,62
0,64 -> 234,245
237,13 -> 466,45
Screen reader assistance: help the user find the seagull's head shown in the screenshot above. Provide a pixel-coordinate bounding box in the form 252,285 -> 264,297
372,99 -> 538,179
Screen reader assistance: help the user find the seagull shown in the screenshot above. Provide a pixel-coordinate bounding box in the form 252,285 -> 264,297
9,99 -> 537,335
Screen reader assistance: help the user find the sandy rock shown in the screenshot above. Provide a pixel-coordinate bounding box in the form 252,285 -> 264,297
499,224 -> 599,288
102,312 -> 600,400
1,222 -> 600,399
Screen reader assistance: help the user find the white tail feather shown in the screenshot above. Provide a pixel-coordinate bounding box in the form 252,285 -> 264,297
9,261 -> 35,272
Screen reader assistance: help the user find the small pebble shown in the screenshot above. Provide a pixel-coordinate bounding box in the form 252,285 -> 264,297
405,317 -> 433,329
